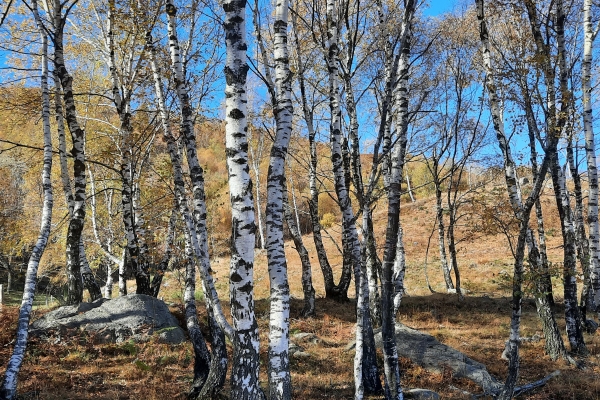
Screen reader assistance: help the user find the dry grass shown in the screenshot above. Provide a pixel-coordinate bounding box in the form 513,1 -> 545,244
2,188 -> 600,399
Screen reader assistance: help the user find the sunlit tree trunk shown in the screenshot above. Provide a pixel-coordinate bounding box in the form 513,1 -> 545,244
283,186 -> 316,317
119,254 -> 127,296
53,76 -> 101,301
249,131 -> 266,250
549,0 -> 586,354
287,159 -> 302,235
221,0 -> 265,396
522,90 -> 554,307
380,2 -> 415,397
390,13 -> 413,312
150,206 -> 176,297
89,168 -> 123,299
49,0 -> 87,305
291,13 -> 348,301
104,0 -> 150,295
446,205 -> 461,298
163,2 -> 232,337
435,177 -> 453,290
567,136 -> 591,325
253,0 -> 295,395
405,173 -> 415,202
341,54 -> 382,325
549,153 -> 586,353
476,1 -> 569,396
183,233 -> 212,392
149,9 -> 230,396
325,0 -> 381,396
582,0 -> 600,314
0,2 -> 53,395
363,205 -> 382,327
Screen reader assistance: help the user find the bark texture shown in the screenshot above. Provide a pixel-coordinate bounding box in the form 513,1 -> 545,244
222,0 -> 265,396
255,0 -> 296,395
582,0 -> 600,314
325,0 -> 381,396
0,4 -> 53,395
51,0 -> 86,305
381,2 -> 415,397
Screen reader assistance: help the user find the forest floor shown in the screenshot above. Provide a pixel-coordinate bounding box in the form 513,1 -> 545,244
2,188 -> 600,399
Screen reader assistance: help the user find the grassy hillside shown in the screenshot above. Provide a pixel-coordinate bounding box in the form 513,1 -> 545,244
1,183 -> 600,399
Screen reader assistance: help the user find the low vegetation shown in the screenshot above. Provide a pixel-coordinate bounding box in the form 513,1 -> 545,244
2,189 -> 599,399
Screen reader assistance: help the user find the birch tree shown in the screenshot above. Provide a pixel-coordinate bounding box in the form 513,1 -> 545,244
221,0 -> 265,395
291,7 -> 352,301
53,71 -> 102,301
102,0 -> 154,295
46,0 -> 88,305
252,0 -> 296,395
283,183 -> 316,316
566,130 -> 593,325
88,167 -> 125,299
323,0 -> 381,395
0,1 -> 53,396
476,1 -> 574,396
379,1 -> 415,397
522,0 -> 586,354
582,0 -> 600,316
156,2 -> 236,396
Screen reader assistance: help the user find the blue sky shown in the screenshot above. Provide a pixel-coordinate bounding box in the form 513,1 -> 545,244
424,1 -> 457,16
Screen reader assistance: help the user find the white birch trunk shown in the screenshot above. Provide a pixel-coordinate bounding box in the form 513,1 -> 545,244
105,0 -> 149,295
163,1 -> 233,338
435,184 -> 453,290
291,13 -> 345,299
392,223 -> 406,315
477,2 -> 571,396
249,135 -> 266,250
324,0 -> 381,396
51,0 -> 87,305
178,219 -> 211,396
88,167 -> 122,299
325,1 -> 362,396
221,0 -> 264,394
405,173 -> 415,202
258,0 -> 294,396
583,0 -> 600,313
283,184 -> 316,317
53,72 -> 101,301
287,158 -> 302,234
382,2 -> 415,397
149,25 -> 229,396
390,8 -> 413,316
0,3 -> 53,395
551,0 -> 586,354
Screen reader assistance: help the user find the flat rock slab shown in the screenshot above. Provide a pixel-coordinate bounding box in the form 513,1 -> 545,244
375,323 -> 502,394
31,294 -> 185,344
405,389 -> 440,400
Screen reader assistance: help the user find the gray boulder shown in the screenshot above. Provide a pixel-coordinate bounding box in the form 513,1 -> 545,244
292,332 -> 320,343
31,294 -> 185,344
405,389 -> 440,400
374,323 -> 502,394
